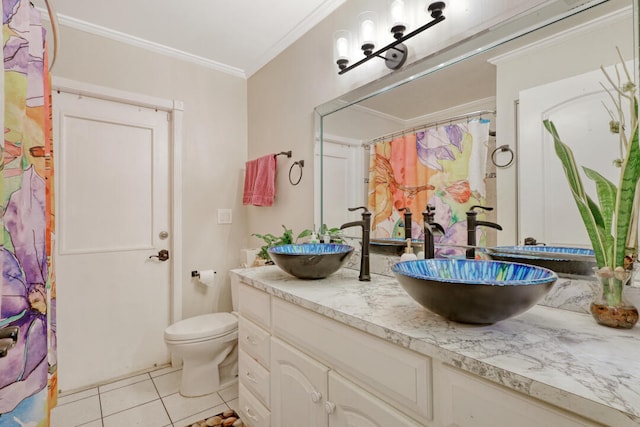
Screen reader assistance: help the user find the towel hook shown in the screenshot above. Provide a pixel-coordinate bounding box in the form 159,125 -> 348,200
289,160 -> 304,185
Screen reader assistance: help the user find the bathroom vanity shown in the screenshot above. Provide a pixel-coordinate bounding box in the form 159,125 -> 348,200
231,265 -> 640,427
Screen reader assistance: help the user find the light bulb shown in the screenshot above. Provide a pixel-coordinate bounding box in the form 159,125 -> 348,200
333,30 -> 351,70
358,11 -> 377,55
389,0 -> 407,38
336,37 -> 349,59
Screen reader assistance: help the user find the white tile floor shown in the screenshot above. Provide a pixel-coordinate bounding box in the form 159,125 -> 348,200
50,366 -> 239,427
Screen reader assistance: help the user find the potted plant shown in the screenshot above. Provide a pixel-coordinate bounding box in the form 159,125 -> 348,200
544,50 -> 639,328
252,225 -> 312,264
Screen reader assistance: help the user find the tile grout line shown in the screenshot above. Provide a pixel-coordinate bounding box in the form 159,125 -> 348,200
97,391 -> 104,427
99,374 -> 165,423
150,371 -> 175,426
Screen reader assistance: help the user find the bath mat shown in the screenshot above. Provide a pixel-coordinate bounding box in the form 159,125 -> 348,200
184,408 -> 242,427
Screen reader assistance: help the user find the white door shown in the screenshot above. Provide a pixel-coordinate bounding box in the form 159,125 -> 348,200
317,138 -> 365,230
53,91 -> 171,392
518,63 -> 631,246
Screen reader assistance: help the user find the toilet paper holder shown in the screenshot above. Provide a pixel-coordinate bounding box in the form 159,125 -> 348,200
191,270 -> 216,278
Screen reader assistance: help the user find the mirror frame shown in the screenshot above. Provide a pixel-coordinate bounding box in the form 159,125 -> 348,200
313,0 -> 621,229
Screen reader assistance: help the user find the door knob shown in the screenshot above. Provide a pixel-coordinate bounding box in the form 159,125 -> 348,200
149,249 -> 169,261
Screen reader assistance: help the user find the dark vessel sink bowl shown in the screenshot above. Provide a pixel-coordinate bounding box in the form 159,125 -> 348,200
392,259 -> 558,324
486,246 -> 596,278
269,244 -> 354,280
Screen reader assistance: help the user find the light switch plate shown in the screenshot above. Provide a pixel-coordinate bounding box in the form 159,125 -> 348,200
217,208 -> 232,224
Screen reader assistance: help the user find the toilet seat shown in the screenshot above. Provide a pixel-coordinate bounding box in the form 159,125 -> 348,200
164,313 -> 238,341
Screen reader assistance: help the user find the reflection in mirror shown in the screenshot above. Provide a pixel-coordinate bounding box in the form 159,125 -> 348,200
315,0 -> 635,255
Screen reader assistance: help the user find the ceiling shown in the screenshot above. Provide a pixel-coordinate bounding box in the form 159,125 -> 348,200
40,0 -> 346,78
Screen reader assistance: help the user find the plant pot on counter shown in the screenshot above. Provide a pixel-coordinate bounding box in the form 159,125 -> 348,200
590,267 -> 639,329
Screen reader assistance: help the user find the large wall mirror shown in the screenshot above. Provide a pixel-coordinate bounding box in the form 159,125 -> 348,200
315,0 -> 636,249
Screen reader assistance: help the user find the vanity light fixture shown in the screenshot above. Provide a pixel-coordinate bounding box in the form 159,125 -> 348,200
359,11 -> 378,55
335,1 -> 446,75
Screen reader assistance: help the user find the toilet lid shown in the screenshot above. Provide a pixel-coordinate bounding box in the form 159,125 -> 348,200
164,313 -> 237,341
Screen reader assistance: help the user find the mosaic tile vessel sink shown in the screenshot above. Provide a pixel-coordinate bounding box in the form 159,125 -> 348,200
392,259 -> 558,324
269,244 -> 354,280
486,246 -> 596,277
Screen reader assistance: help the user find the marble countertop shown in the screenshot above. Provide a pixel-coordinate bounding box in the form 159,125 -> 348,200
231,265 -> 640,426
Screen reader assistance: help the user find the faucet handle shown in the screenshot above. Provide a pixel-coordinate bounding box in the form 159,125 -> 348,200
348,206 -> 369,213
468,205 -> 494,213
425,222 -> 445,235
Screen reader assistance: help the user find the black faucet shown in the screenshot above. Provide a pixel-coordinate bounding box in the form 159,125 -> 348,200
423,204 -> 445,259
524,236 -> 545,246
340,206 -> 371,281
398,207 -> 413,241
466,205 -> 502,259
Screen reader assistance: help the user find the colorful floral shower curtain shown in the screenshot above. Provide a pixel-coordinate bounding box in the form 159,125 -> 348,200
368,119 -> 490,256
0,0 -> 56,425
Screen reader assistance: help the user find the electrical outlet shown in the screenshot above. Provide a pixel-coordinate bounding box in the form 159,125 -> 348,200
217,209 -> 232,224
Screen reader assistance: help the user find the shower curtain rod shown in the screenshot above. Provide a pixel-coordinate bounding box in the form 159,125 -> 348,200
42,0 -> 60,70
363,109 -> 496,147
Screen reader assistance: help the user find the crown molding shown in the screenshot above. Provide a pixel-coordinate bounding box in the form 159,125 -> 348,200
246,0 -> 348,77
407,97 -> 497,127
39,8 -> 247,78
40,0 -> 347,80
350,104 -> 407,125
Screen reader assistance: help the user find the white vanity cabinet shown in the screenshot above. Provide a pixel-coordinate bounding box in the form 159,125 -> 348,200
271,337 -> 424,427
237,282 -> 272,427
235,279 -> 431,427
233,270 -> 633,427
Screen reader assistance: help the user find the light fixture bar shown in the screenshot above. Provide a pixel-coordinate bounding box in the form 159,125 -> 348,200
338,2 -> 446,75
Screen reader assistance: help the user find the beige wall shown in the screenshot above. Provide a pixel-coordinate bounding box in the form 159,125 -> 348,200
51,26 -> 248,317
246,0 -> 391,242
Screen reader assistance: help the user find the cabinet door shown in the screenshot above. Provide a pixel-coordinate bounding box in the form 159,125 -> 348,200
328,371 -> 424,427
436,363 -> 600,427
271,337 -> 329,427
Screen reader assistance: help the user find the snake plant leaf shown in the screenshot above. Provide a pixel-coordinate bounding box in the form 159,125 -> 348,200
543,120 -> 608,267
544,121 -> 587,199
583,167 -> 616,235
613,122 -> 640,267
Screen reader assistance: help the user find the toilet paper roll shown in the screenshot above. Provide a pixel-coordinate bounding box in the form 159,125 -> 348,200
198,269 -> 216,287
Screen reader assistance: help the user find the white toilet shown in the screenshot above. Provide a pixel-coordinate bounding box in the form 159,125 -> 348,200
164,273 -> 239,397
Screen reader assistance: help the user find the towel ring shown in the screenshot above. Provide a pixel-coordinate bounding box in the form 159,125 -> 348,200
491,145 -> 514,168
289,160 -> 304,186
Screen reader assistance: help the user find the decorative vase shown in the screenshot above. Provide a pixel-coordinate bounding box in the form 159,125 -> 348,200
590,267 -> 639,329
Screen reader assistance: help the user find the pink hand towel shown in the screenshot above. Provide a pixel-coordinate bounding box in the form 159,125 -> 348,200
243,154 -> 277,206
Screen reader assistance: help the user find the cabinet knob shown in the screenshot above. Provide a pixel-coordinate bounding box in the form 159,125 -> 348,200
310,390 -> 322,403
244,406 -> 259,422
324,401 -> 336,414
245,371 -> 257,383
